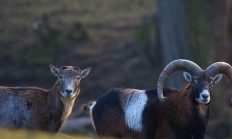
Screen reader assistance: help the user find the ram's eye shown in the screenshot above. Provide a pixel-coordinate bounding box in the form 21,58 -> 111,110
191,80 -> 197,86
210,85 -> 213,90
210,83 -> 214,89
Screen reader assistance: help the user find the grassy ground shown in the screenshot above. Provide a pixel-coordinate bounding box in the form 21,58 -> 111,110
0,129 -> 93,139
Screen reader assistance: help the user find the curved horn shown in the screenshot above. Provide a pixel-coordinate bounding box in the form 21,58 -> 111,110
157,59 -> 203,103
205,62 -> 232,81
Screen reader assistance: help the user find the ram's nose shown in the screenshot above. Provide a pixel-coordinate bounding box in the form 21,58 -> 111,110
202,94 -> 209,100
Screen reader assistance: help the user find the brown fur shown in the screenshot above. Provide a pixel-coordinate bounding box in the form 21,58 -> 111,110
163,85 -> 192,128
0,65 -> 90,132
154,120 -> 175,139
155,83 -> 210,138
83,100 -> 96,111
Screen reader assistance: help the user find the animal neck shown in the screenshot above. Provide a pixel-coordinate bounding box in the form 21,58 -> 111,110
60,94 -> 78,123
179,84 -> 191,99
197,104 -> 209,118
48,80 -> 78,125
176,85 -> 209,127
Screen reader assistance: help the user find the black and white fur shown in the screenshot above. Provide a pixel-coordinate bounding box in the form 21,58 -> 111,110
85,72 -> 222,139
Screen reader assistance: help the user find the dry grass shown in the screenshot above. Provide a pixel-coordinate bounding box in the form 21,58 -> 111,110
0,129 -> 93,139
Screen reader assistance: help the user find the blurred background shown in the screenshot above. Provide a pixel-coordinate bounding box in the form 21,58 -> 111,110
0,0 -> 232,138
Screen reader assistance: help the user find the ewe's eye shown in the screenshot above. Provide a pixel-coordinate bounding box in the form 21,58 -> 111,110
74,77 -> 80,82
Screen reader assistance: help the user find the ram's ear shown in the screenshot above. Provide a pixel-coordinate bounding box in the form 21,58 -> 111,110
50,65 -> 60,77
183,72 -> 192,82
213,74 -> 223,84
80,67 -> 91,79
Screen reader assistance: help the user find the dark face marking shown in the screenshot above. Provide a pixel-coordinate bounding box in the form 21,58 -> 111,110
190,72 -> 214,105
191,81 -> 211,104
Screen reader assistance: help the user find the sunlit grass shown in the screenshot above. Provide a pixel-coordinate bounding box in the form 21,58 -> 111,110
0,129 -> 94,139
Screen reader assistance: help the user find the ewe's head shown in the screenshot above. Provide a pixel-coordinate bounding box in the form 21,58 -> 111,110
50,65 -> 91,98
157,59 -> 232,104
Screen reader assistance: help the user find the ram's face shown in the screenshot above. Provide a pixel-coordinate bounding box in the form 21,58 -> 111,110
191,78 -> 212,104
183,72 -> 223,104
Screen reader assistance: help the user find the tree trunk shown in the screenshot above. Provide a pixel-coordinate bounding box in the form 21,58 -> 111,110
209,0 -> 230,62
157,0 -> 191,87
157,0 -> 231,83
156,0 -> 231,137
209,0 -> 232,136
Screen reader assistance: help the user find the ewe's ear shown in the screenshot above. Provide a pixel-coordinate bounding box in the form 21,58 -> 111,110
49,65 -> 60,77
80,67 -> 91,79
213,74 -> 223,84
183,72 -> 192,82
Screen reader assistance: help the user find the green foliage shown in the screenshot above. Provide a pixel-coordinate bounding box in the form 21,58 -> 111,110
137,15 -> 155,44
66,22 -> 89,41
137,14 -> 161,65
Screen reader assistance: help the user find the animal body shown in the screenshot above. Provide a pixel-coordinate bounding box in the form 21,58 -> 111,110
84,59 -> 232,139
0,65 -> 91,132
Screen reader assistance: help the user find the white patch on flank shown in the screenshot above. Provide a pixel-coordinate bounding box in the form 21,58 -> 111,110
122,90 -> 148,132
195,89 -> 210,104
89,102 -> 96,131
